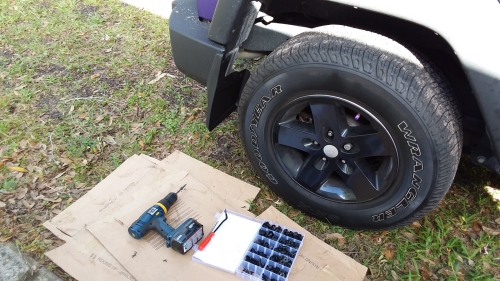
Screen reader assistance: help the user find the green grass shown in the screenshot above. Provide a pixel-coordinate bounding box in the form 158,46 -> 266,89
1,0 -> 500,280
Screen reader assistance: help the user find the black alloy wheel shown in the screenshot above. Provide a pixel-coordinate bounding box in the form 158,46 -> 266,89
273,94 -> 398,203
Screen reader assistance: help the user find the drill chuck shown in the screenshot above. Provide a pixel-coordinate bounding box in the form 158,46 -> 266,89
158,192 -> 177,211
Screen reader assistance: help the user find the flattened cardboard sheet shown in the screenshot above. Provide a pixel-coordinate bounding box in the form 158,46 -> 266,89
87,175 -> 252,281
45,152 -> 260,281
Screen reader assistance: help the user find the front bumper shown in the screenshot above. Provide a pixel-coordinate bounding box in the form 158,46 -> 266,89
169,0 -> 225,85
169,0 -> 259,130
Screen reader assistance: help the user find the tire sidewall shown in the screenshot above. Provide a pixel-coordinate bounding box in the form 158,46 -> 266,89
241,64 -> 437,229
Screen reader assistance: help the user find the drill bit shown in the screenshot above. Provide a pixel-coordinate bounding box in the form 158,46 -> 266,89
176,184 -> 187,194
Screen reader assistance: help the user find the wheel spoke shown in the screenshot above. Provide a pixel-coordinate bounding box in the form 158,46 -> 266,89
296,155 -> 334,191
310,103 -> 348,136
351,133 -> 388,158
277,121 -> 315,152
345,161 -> 381,201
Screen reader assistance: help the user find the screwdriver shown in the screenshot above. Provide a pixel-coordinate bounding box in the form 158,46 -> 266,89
198,209 -> 228,251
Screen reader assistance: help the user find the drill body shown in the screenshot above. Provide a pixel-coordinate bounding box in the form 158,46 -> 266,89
128,192 -> 203,254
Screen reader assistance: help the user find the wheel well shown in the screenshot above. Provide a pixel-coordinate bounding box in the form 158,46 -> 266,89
260,0 -> 484,151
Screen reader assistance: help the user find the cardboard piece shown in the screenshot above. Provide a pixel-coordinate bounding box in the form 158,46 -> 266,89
46,232 -> 136,281
257,207 -> 367,281
45,152 -> 260,281
158,151 -> 258,209
87,175 -> 253,281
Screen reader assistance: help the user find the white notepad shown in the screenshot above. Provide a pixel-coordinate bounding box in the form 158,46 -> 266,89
192,210 -> 262,273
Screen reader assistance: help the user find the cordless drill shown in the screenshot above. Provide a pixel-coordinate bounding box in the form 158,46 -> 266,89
128,184 -> 204,254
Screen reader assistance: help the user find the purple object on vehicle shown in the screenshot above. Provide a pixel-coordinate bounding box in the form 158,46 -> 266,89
197,0 -> 218,21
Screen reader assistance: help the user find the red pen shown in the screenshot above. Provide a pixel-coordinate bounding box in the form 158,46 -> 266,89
198,209 -> 228,251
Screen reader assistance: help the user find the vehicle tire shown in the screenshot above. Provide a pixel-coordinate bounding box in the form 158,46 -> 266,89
237,26 -> 462,230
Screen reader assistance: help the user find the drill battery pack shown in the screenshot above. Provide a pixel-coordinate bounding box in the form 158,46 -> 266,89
170,218 -> 204,254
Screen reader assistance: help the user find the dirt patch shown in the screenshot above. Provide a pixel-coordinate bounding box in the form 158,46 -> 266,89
0,49 -> 14,60
38,1 -> 51,9
0,48 -> 15,67
72,85 -> 100,98
37,94 -> 63,121
99,77 -> 126,92
34,64 -> 67,79
77,4 -> 99,16
211,133 -> 240,163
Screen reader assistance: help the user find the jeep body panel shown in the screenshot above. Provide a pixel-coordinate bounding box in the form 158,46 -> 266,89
169,0 -> 500,170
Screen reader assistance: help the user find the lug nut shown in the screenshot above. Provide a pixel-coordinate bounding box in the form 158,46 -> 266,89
322,157 -> 326,161
343,143 -> 353,151
327,130 -> 333,137
313,141 -> 318,145
341,159 -> 346,164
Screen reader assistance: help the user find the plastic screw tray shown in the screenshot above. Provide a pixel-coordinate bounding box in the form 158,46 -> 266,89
236,221 -> 304,281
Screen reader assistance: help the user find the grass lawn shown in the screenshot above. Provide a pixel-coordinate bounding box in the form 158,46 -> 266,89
1,0 -> 500,280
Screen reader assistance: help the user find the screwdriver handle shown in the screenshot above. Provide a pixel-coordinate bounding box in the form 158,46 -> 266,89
197,232 -> 214,251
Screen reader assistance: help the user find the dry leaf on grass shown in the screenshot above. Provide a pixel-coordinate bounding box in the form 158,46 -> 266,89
21,199 -> 34,209
323,233 -> 346,246
0,201 -> 6,208
401,231 -> 418,242
147,72 -> 167,84
419,256 -> 437,266
59,158 -> 73,165
483,261 -> 492,271
16,187 -> 28,199
34,215 -> 45,221
384,248 -> 395,260
390,270 -> 399,281
91,73 -> 100,79
103,136 -> 117,145
43,197 -> 62,203
130,123 -> 143,132
420,266 -> 437,280
0,236 -> 12,242
19,139 -> 29,148
472,221 -> 482,232
482,226 -> 500,236
411,221 -> 422,229
94,114 -> 105,123
53,171 -> 66,179
8,166 -> 27,173
495,218 -> 500,225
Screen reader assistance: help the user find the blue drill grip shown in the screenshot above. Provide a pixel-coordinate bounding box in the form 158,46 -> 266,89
128,204 -> 175,240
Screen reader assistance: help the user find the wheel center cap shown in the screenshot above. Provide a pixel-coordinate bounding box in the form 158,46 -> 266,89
323,145 -> 339,158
